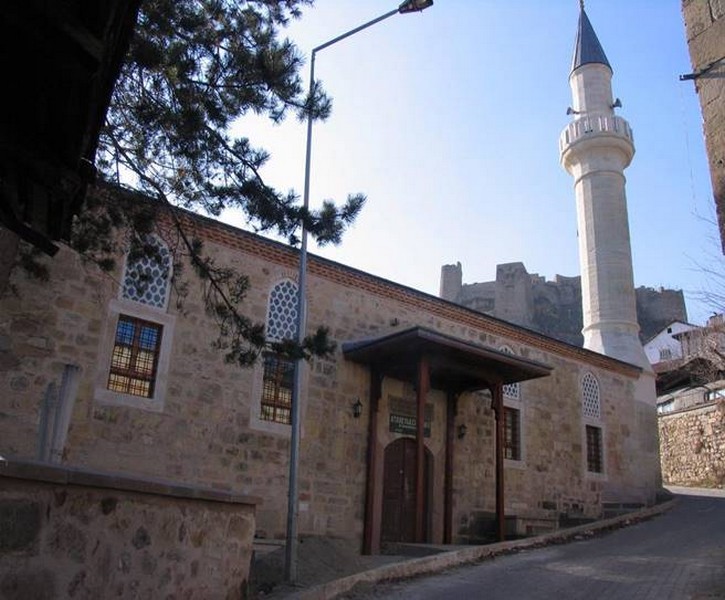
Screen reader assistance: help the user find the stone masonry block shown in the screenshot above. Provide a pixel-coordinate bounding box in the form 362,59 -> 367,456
683,0 -> 714,41
0,500 -> 41,552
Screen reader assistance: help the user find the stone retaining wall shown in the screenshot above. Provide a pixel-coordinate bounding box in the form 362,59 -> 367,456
658,400 -> 725,487
0,459 -> 259,599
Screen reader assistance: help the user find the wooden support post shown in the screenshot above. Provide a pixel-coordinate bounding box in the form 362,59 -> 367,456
415,355 -> 429,543
363,370 -> 383,555
444,390 -> 457,544
493,382 -> 505,542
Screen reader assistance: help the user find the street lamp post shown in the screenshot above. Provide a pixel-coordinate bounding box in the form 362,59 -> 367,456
285,0 -> 433,583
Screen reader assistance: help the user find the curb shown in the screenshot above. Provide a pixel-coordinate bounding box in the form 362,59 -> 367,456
289,498 -> 677,599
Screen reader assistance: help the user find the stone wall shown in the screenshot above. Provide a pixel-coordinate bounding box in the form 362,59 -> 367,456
659,399 -> 725,487
682,0 -> 725,252
0,459 -> 258,599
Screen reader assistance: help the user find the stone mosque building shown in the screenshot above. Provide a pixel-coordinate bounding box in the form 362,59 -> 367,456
0,6 -> 664,592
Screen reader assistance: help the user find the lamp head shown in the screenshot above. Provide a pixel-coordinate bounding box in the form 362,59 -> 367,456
398,0 -> 434,14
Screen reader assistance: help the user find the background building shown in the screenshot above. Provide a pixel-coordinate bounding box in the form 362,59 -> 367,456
655,314 -> 725,488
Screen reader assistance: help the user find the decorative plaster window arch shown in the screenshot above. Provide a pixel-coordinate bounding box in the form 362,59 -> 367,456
266,279 -> 299,343
581,372 -> 601,420
121,235 -> 173,310
499,346 -> 520,400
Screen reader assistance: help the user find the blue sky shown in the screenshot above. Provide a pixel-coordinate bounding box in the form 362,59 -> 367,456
225,1 -> 718,326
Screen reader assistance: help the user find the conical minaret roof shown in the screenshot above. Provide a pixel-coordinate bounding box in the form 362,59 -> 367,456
571,6 -> 611,74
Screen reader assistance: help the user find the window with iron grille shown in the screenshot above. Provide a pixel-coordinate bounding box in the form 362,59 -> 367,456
586,425 -> 603,473
504,407 -> 521,460
261,352 -> 294,424
261,280 -> 299,425
107,315 -> 163,398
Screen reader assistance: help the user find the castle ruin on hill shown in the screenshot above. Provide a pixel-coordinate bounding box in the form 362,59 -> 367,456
440,261 -> 687,347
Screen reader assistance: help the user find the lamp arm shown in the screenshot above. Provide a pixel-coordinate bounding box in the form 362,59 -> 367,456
286,3 -> 430,582
313,8 -> 398,55
297,4 -> 399,336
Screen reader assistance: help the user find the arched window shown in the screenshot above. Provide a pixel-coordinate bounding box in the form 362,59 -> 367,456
499,345 -> 522,461
99,235 -> 175,407
581,372 -> 603,473
581,372 -> 601,420
121,236 -> 172,309
261,280 -> 299,424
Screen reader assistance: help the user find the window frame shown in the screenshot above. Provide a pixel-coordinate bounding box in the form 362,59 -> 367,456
499,346 -> 525,467
249,277 -> 308,436
503,406 -> 522,461
580,372 -> 607,478
260,351 -> 295,425
95,298 -> 175,412
107,314 -> 163,399
659,347 -> 673,361
585,424 -> 604,474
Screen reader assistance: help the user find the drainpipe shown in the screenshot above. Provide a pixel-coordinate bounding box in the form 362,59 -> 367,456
38,364 -> 81,463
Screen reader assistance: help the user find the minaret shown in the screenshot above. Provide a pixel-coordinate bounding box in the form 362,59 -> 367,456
559,5 -> 650,370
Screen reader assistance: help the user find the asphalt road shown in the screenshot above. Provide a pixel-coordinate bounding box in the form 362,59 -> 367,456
347,487 -> 725,600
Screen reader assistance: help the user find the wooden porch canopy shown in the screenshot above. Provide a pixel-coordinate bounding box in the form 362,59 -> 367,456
342,326 -> 552,391
343,326 -> 552,553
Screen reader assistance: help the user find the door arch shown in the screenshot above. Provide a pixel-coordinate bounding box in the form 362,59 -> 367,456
381,437 -> 433,543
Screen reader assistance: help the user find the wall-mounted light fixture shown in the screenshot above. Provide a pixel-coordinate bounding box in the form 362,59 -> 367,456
457,424 -> 467,440
352,398 -> 363,419
611,98 -> 622,109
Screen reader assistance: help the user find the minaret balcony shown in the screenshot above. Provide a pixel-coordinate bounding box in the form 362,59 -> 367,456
559,114 -> 634,156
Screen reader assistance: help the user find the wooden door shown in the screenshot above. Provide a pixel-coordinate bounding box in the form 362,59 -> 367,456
381,437 -> 431,543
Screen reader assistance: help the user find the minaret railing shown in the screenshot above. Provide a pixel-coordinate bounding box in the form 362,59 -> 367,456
559,114 -> 634,153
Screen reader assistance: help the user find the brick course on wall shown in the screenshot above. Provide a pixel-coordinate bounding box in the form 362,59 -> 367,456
659,400 -> 725,487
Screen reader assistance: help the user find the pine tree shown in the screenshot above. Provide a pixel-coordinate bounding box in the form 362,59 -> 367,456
81,0 -> 365,365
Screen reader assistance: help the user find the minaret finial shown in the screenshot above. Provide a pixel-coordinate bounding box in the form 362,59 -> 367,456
579,0 -> 585,10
